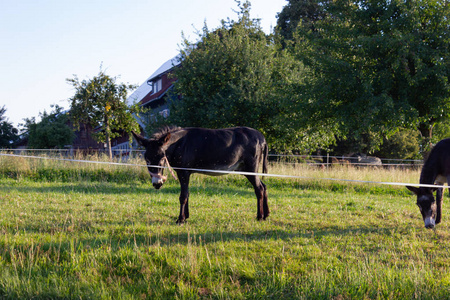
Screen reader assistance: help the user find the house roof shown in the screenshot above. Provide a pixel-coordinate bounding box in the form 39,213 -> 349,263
148,55 -> 180,82
126,56 -> 180,106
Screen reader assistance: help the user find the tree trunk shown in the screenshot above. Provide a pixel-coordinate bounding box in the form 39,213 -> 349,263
106,133 -> 112,160
419,123 -> 434,158
105,116 -> 112,160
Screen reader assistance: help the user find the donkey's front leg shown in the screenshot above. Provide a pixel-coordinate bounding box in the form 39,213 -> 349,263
176,172 -> 190,224
177,195 -> 188,224
436,187 -> 443,224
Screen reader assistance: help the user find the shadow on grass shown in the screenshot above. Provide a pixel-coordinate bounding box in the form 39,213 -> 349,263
3,222 -> 418,254
0,179 -> 260,196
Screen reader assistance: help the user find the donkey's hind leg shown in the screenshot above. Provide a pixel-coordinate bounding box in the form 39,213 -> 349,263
261,181 -> 269,219
245,175 -> 267,220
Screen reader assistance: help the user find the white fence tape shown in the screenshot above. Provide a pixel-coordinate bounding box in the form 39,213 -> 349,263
0,153 -> 445,189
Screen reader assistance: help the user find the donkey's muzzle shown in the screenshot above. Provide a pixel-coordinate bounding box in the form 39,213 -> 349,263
151,174 -> 166,189
424,216 -> 436,229
153,182 -> 163,189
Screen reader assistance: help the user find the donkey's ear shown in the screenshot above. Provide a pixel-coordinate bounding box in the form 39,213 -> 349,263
132,131 -> 151,148
158,133 -> 171,147
406,186 -> 420,195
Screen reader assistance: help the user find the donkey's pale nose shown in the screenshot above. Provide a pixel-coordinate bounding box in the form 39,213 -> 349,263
424,217 -> 436,229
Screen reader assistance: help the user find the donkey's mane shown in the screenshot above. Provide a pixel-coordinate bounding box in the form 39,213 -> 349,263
151,125 -> 181,140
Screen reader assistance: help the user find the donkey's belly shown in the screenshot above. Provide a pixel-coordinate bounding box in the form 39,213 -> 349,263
435,175 -> 447,185
197,162 -> 242,176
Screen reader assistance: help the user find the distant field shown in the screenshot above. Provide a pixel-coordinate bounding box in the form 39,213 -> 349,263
1,154 -> 450,299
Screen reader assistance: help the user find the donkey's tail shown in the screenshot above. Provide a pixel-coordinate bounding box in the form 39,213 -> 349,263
262,142 -> 268,176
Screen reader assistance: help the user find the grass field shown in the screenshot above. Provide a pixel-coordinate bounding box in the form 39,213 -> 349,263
1,154 -> 450,299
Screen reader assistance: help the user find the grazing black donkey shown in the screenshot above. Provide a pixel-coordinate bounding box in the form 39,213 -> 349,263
132,126 -> 269,224
406,138 -> 450,229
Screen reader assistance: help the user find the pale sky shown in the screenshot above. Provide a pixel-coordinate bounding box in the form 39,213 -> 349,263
0,0 -> 287,127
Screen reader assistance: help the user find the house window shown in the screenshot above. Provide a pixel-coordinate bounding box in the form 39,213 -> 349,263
147,77 -> 162,94
152,78 -> 162,94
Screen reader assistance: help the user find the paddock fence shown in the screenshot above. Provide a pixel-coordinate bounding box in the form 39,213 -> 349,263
0,148 -> 423,169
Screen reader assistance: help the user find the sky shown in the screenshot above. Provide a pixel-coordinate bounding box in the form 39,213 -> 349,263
0,0 -> 288,127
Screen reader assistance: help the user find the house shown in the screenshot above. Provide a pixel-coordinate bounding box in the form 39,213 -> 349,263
110,56 -> 181,154
128,56 -> 181,127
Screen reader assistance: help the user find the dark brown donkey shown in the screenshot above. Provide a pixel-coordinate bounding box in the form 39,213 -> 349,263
406,138 -> 450,229
132,126 -> 269,224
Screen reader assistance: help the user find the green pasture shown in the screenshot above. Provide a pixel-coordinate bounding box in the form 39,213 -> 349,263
0,155 -> 450,299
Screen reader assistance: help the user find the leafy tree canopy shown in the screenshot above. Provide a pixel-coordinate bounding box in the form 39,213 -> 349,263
373,128 -> 421,160
67,68 -> 142,158
283,0 -> 450,153
276,0 -> 328,46
0,106 -> 19,148
22,105 -> 74,149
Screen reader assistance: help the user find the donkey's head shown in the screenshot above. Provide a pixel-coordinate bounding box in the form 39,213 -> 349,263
132,131 -> 171,189
406,186 -> 439,229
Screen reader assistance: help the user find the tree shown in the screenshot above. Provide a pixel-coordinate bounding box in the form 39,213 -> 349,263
276,0 -> 328,46
22,105 -> 74,149
67,69 -> 141,159
0,106 -> 19,148
374,128 -> 421,160
290,0 -> 450,153
169,1 -> 316,152
432,121 -> 450,145
171,1 -> 272,130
